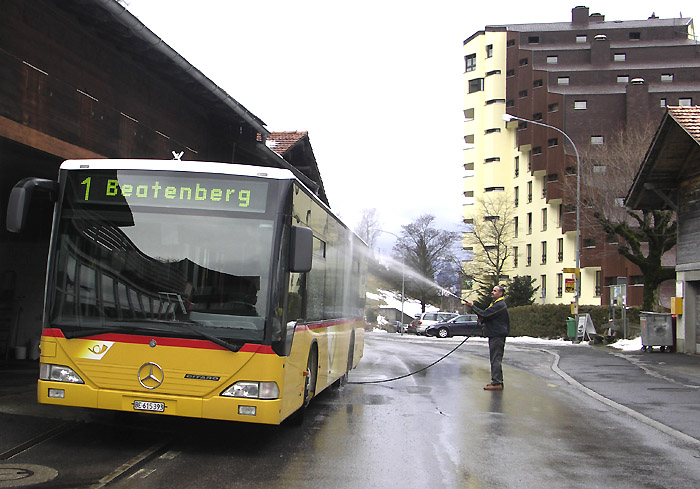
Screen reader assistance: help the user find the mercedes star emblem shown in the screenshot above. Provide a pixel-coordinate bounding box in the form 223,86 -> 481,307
137,362 -> 164,390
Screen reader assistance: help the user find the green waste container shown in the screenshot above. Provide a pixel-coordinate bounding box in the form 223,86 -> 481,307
566,317 -> 577,340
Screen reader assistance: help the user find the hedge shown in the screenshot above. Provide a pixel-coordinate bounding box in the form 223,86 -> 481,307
509,304 -> 642,339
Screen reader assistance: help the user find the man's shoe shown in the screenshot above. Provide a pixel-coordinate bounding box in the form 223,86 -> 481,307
484,383 -> 503,391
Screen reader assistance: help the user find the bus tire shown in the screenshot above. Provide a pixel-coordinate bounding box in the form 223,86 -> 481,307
286,345 -> 318,426
333,332 -> 354,389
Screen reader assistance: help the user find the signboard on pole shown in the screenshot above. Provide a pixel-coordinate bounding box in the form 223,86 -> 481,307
565,278 -> 576,293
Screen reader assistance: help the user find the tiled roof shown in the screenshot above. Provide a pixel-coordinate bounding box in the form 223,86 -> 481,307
667,106 -> 700,143
264,131 -> 308,155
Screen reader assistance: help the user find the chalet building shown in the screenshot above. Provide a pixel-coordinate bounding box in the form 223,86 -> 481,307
463,6 -> 700,307
627,106 -> 700,354
0,0 -> 326,360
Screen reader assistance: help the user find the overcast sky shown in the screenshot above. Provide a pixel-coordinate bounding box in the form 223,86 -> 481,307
122,0 -> 696,254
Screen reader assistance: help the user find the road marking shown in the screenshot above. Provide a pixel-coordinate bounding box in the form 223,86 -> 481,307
87,438 -> 173,489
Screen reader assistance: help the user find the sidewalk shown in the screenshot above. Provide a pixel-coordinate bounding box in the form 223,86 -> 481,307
550,342 -> 700,445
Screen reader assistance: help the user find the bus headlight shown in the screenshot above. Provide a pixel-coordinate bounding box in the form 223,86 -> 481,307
39,363 -> 84,384
221,381 -> 279,400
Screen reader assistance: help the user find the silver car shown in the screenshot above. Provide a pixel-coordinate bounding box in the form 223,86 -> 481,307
414,311 -> 458,335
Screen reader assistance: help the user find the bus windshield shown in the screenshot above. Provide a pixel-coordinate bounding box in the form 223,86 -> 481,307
48,170 -> 280,343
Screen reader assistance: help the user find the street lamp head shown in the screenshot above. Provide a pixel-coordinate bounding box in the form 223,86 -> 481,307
502,113 -> 515,122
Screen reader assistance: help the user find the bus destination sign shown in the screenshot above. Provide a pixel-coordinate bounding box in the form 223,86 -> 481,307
72,172 -> 269,213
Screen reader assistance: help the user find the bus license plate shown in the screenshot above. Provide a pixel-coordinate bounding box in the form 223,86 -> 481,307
133,400 -> 165,412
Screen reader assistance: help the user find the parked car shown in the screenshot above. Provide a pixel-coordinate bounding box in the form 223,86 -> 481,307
425,314 -> 482,338
414,311 -> 459,335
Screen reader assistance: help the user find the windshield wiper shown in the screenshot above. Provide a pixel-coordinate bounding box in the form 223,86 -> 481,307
59,319 -> 243,353
62,323 -> 164,339
167,320 -> 243,353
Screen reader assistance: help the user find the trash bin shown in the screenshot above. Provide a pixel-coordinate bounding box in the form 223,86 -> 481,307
566,317 -> 577,340
640,312 -> 673,352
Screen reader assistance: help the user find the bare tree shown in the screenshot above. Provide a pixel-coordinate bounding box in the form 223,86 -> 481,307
393,214 -> 460,312
462,192 -> 516,298
354,208 -> 382,249
570,120 -> 677,310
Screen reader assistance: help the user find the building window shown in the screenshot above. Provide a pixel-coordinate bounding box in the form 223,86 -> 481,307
547,138 -> 558,147
485,157 -> 501,163
514,217 -> 519,238
529,36 -> 540,44
661,73 -> 674,82
506,69 -> 515,77
519,58 -> 529,66
519,90 -> 528,98
613,53 -> 626,61
540,275 -> 547,297
514,186 -> 519,207
506,99 -> 515,107
486,70 -> 501,76
576,34 -> 587,43
526,244 -> 532,266
486,44 -> 493,58
591,135 -> 604,145
557,273 -> 563,297
584,238 -> 596,248
680,98 -> 693,106
527,181 -> 533,202
527,212 -> 532,234
660,98 -> 667,107
557,77 -> 570,85
541,208 -> 548,231
595,270 -> 602,297
629,31 -> 641,40
513,246 -> 519,267
558,205 -> 563,228
507,39 -> 516,47
548,103 -> 559,112
617,75 -> 629,83
518,121 -> 528,131
533,112 -> 543,121
485,128 -> 501,134
533,79 -> 543,88
541,242 -> 547,265
574,100 -> 587,110
468,78 -> 484,93
532,146 -> 542,156
465,53 -> 476,72
514,156 -> 520,177
546,55 -> 558,64
557,238 -> 563,261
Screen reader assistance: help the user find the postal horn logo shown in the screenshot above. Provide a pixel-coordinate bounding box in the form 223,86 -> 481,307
138,362 -> 164,390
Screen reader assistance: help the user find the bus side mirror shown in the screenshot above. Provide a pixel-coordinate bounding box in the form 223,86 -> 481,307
6,177 -> 58,233
290,225 -> 313,273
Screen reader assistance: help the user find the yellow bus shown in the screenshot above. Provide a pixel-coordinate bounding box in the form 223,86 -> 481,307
7,159 -> 367,424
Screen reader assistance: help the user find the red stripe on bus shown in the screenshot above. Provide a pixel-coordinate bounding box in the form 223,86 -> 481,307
42,328 -> 275,353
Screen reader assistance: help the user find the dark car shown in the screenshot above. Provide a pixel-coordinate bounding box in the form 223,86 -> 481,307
425,314 -> 482,338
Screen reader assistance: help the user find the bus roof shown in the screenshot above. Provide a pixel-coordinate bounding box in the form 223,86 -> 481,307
60,159 -> 297,181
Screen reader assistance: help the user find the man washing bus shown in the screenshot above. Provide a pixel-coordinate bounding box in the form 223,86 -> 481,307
464,285 -> 510,391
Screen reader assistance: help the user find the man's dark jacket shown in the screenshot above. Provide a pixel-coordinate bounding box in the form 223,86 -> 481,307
471,298 -> 510,337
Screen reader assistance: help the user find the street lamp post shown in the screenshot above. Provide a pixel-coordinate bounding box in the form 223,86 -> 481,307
502,113 -> 581,315
378,229 -> 405,330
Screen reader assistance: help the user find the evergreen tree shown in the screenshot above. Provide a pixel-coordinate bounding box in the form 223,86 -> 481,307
506,275 -> 540,307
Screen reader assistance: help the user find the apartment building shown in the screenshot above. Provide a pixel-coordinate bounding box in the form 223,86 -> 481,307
463,6 -> 700,306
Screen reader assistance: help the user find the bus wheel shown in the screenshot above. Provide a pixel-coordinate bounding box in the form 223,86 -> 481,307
333,333 -> 354,389
286,346 -> 318,426
302,346 -> 318,408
